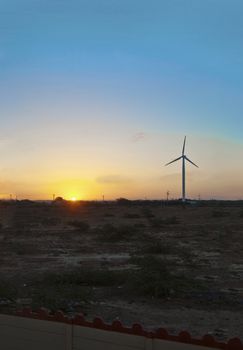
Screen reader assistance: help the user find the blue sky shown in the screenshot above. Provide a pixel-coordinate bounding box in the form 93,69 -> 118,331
0,0 -> 242,199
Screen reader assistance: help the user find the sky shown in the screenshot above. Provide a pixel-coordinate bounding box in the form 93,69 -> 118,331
0,0 -> 242,200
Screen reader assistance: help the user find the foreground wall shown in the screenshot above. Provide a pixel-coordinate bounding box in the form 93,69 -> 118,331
0,309 -> 241,350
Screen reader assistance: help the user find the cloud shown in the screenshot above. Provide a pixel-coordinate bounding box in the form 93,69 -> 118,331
96,175 -> 132,184
131,132 -> 147,143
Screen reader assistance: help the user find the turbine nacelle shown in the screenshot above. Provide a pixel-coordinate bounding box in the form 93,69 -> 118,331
165,136 -> 198,168
165,155 -> 198,168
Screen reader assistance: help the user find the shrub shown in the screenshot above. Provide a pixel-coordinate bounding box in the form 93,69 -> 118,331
68,221 -> 90,232
123,213 -> 141,219
95,223 -> 142,242
149,216 -> 179,228
42,217 -> 59,226
41,269 -> 127,288
142,208 -> 154,219
149,218 -> 164,229
31,284 -> 91,311
136,241 -> 173,255
128,255 -> 174,297
211,210 -> 230,218
7,241 -> 41,255
162,216 -> 179,224
116,198 -> 130,205
0,279 -> 17,300
103,213 -> 114,217
128,255 -> 199,298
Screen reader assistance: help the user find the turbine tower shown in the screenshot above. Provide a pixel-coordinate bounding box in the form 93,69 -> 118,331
165,136 -> 199,202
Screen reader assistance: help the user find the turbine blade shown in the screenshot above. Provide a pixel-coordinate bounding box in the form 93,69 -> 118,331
182,136 -> 186,155
185,156 -> 199,168
165,156 -> 182,166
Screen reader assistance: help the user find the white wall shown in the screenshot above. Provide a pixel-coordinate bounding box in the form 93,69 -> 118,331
0,314 -> 223,350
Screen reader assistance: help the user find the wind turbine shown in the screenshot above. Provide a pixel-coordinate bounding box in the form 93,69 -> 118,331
165,136 -> 198,202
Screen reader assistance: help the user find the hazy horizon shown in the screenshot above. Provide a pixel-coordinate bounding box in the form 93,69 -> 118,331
0,1 -> 242,200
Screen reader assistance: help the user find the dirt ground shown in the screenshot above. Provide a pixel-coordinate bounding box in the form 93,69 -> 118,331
0,200 -> 243,341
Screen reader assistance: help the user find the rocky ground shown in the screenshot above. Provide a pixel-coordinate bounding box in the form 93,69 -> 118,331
0,200 -> 242,341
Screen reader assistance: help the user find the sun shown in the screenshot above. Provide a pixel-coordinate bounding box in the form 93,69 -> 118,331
70,197 -> 77,202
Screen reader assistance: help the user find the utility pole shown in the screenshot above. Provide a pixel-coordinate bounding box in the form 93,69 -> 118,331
166,191 -> 170,201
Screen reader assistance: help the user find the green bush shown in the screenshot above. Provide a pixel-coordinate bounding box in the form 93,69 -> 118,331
141,208 -> 155,219
162,216 -> 179,224
68,221 -> 90,232
123,213 -> 141,219
211,210 -> 230,218
7,241 -> 41,255
41,269 -> 127,287
0,280 -> 17,300
31,284 -> 91,311
128,255 -> 173,297
128,255 -> 199,298
42,217 -> 59,226
95,223 -> 142,242
136,241 -> 173,255
149,216 -> 179,228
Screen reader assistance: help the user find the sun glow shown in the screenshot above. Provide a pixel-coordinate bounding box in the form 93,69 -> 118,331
70,197 -> 77,201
